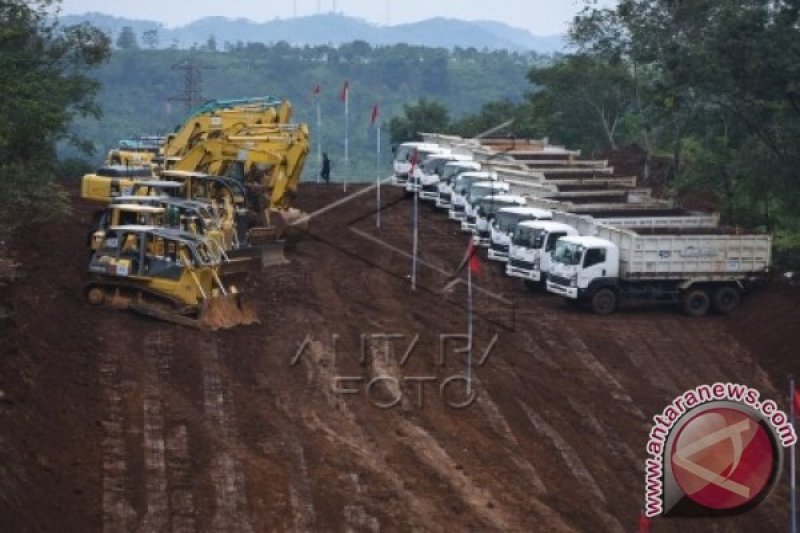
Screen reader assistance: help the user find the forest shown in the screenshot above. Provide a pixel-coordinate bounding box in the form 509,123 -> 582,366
5,0 -> 800,262
66,36 -> 546,180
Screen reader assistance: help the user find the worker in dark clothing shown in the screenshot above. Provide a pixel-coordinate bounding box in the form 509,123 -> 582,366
321,152 -> 331,184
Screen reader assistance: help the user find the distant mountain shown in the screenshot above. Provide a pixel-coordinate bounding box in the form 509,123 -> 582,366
59,12 -> 565,54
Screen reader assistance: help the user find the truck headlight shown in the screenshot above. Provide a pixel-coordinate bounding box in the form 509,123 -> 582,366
570,274 -> 577,288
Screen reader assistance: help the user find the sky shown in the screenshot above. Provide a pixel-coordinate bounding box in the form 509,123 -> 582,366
58,0 -> 616,36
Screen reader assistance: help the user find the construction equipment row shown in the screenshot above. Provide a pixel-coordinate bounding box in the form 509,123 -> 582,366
80,97 -> 310,329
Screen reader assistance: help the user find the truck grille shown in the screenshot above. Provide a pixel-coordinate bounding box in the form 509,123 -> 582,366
509,258 -> 533,269
439,192 -> 451,201
452,204 -> 464,213
549,275 -> 571,287
490,243 -> 509,253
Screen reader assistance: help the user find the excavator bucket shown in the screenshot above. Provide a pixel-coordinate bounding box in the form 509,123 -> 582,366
277,208 -> 309,250
198,293 -> 259,331
247,227 -> 289,268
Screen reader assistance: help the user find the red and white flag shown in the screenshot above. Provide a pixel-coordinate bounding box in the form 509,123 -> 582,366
409,147 -> 419,175
340,80 -> 350,102
370,103 -> 380,125
467,240 -> 481,275
794,388 -> 800,416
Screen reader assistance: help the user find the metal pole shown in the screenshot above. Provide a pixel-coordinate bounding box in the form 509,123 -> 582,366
467,256 -> 473,396
376,123 -> 381,228
344,88 -> 349,193
412,181 -> 418,290
316,96 -> 322,184
791,375 -> 797,533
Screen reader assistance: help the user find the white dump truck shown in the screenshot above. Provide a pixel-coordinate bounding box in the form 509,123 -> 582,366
485,207 -> 554,259
391,142 -> 448,186
448,171 -> 497,221
545,225 -> 772,316
506,220 -> 580,287
506,211 -> 722,288
435,161 -> 482,207
472,196 -> 529,246
407,154 -> 472,196
461,181 -> 511,232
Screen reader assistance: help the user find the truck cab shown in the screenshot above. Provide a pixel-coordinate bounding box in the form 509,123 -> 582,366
410,154 -> 472,198
436,161 -> 481,209
506,221 -> 580,285
472,196 -> 528,247
392,142 -> 446,186
546,236 -> 619,301
486,207 -> 552,259
461,181 -> 510,232
448,172 -> 496,221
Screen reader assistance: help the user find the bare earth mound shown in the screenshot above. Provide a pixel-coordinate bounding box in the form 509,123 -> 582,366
1,183 -> 798,531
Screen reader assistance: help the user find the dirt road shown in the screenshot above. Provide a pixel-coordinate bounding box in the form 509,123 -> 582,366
1,183 -> 797,531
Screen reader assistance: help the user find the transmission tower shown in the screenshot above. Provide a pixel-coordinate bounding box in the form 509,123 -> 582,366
169,55 -> 215,114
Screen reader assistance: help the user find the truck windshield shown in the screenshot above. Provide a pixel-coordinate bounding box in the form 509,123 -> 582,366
512,226 -> 538,247
443,166 -> 469,182
552,241 -> 584,266
496,212 -> 528,233
468,186 -> 496,204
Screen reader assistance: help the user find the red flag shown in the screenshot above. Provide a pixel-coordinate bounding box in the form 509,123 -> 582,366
370,104 -> 380,125
468,241 -> 481,275
409,147 -> 419,174
638,513 -> 652,532
311,84 -> 320,96
340,80 -> 350,102
794,389 -> 800,416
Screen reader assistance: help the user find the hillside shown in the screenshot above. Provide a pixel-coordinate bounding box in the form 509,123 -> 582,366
59,12 -> 566,53
0,183 -> 795,531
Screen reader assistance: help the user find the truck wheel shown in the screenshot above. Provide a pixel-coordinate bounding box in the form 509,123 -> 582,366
681,288 -> 710,317
712,286 -> 741,314
591,288 -> 617,315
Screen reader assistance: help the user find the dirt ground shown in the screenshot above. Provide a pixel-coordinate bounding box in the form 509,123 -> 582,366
1,183 -> 799,532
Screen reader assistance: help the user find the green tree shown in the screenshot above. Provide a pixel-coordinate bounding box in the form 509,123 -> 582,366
388,99 -> 451,145
142,29 -> 159,49
527,54 -> 636,152
0,0 -> 110,218
116,25 -> 138,49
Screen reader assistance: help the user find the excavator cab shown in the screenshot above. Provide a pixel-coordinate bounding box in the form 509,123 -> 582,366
87,227 -> 257,330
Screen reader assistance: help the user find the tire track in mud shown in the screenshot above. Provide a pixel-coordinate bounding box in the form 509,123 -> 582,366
99,339 -> 136,533
199,337 -> 254,533
518,401 -> 624,533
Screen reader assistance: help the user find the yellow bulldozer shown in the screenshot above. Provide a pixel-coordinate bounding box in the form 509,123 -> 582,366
87,226 -> 257,329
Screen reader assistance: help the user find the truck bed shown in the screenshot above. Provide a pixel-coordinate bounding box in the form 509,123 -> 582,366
594,224 -> 772,279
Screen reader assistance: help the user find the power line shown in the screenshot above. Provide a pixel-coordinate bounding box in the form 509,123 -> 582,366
168,54 -> 215,114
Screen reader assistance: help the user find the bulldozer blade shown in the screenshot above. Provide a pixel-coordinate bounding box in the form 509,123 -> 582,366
260,241 -> 289,268
199,294 -> 259,331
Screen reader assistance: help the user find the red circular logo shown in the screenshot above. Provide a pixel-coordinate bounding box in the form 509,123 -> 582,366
670,407 -> 775,511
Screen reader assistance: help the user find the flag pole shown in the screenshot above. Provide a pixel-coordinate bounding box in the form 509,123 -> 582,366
791,375 -> 797,533
411,149 -> 419,291
466,249 -> 473,396
344,84 -> 349,193
316,92 -> 322,184
376,121 -> 381,229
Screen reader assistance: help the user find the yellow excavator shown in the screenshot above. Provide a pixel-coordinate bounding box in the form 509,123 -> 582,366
162,100 -> 293,161
170,124 -> 310,265
87,226 -> 257,329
